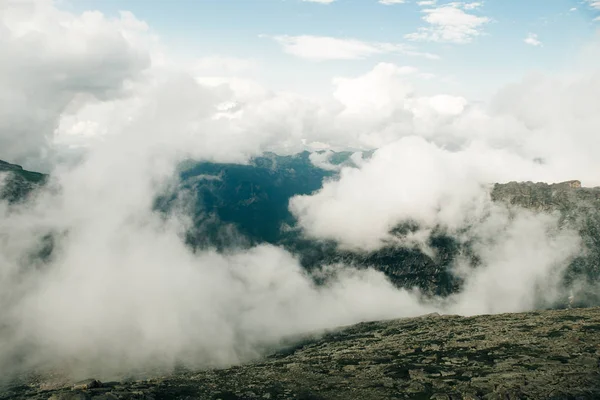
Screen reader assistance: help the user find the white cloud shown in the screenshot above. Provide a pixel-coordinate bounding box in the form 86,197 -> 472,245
289,136 -> 581,314
406,2 -> 490,44
193,56 -> 259,76
524,33 -> 542,47
269,35 -> 439,60
190,56 -> 266,104
332,63 -> 417,113
461,2 -> 483,10
378,0 -> 407,5
2,0 -> 600,380
418,72 -> 437,79
288,64 -> 600,250
586,0 -> 600,10
289,138 -> 536,250
0,0 -> 151,170
417,1 -> 437,5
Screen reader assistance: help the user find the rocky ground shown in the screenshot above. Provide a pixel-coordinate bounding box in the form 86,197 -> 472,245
2,307 -> 599,400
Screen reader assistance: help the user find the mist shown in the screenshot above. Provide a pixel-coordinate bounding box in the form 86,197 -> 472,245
0,0 -> 598,382
0,93 -> 583,379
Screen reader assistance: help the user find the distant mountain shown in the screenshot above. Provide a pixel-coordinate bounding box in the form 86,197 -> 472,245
156,152 -> 460,296
492,180 -> 600,306
171,155 -> 600,305
3,155 -> 600,306
170,151 -> 339,246
0,160 -> 46,203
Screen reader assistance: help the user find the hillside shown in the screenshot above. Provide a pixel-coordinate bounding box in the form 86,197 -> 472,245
172,155 -> 600,304
3,307 -> 600,399
492,181 -> 600,306
3,155 -> 600,305
0,160 -> 47,203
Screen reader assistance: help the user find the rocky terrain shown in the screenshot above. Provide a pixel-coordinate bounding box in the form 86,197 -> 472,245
492,180 -> 600,307
2,307 -> 599,400
0,160 -> 46,203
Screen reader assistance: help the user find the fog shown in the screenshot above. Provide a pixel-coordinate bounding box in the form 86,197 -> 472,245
0,0 -> 598,381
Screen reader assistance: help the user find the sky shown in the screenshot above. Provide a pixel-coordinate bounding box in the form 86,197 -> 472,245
60,0 -> 600,99
1,0 -> 599,169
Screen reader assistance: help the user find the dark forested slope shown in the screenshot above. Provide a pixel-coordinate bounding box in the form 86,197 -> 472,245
3,154 -> 600,305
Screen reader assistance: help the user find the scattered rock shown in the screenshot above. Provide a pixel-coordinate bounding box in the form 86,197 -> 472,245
71,379 -> 101,391
90,395 -> 118,400
48,393 -> 88,400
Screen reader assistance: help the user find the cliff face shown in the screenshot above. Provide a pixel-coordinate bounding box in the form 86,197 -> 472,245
491,180 -> 599,216
4,307 -> 600,400
492,181 -> 600,307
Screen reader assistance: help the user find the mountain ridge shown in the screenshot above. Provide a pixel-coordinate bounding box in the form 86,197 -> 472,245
3,155 -> 600,306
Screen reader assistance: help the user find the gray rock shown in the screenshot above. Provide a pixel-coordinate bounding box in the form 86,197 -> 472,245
90,394 -> 118,400
71,380 -> 101,391
3,307 -> 600,400
48,393 -> 88,400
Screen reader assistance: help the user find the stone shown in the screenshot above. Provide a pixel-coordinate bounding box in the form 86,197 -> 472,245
48,393 -> 88,400
71,379 -> 102,391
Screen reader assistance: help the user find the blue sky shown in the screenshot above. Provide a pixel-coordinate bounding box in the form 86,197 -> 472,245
63,0 -> 600,99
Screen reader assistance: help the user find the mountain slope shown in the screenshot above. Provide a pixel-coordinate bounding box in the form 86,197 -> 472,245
492,181 -> 600,306
0,160 -> 46,203
173,155 -> 600,304
5,307 -> 600,399
3,155 -> 600,305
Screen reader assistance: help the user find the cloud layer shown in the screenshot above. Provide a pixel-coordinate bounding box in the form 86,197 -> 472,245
0,0 -> 599,382
0,0 -> 151,170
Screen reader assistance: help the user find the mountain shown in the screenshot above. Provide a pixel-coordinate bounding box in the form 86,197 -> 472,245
3,154 -> 600,305
4,307 -> 600,399
171,154 -> 600,305
169,151 -> 339,247
0,160 -> 47,203
162,152 -> 463,297
492,181 -> 600,306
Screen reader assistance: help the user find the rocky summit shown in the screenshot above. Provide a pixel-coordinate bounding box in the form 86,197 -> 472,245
3,307 -> 599,400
